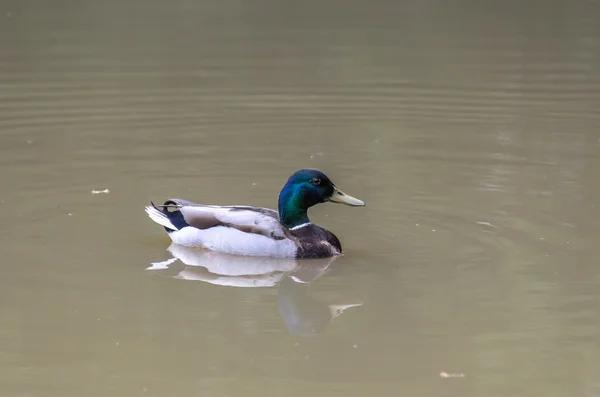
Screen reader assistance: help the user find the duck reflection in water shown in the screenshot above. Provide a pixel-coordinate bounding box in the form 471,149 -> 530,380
276,277 -> 362,337
148,244 -> 362,336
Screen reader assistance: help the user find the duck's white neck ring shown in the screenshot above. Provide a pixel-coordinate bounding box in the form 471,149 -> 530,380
289,222 -> 312,231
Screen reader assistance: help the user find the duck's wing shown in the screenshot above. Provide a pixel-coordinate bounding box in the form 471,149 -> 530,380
146,199 -> 290,241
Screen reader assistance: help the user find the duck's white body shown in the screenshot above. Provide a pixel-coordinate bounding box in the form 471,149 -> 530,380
163,223 -> 298,258
145,200 -> 300,258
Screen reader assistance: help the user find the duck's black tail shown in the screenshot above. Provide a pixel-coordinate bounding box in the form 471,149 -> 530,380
145,200 -> 190,232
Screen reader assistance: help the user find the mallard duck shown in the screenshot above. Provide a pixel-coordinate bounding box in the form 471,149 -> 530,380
145,169 -> 365,259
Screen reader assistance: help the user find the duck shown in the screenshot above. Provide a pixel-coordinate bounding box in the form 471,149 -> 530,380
144,169 -> 365,259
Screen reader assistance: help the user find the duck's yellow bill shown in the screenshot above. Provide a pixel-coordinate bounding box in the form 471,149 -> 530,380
328,187 -> 365,207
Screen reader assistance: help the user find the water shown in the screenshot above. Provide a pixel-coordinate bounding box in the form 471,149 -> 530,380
1,0 -> 600,396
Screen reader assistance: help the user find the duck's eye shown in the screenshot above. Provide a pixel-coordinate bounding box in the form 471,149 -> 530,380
310,177 -> 322,186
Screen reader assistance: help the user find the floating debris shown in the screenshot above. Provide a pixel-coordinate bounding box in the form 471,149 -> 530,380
440,372 -> 465,378
476,221 -> 499,228
91,189 -> 110,194
146,258 -> 178,271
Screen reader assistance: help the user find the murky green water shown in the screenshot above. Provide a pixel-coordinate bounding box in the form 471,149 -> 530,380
2,1 -> 600,396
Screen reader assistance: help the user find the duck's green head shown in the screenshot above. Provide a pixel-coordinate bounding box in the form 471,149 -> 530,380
278,169 -> 365,229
